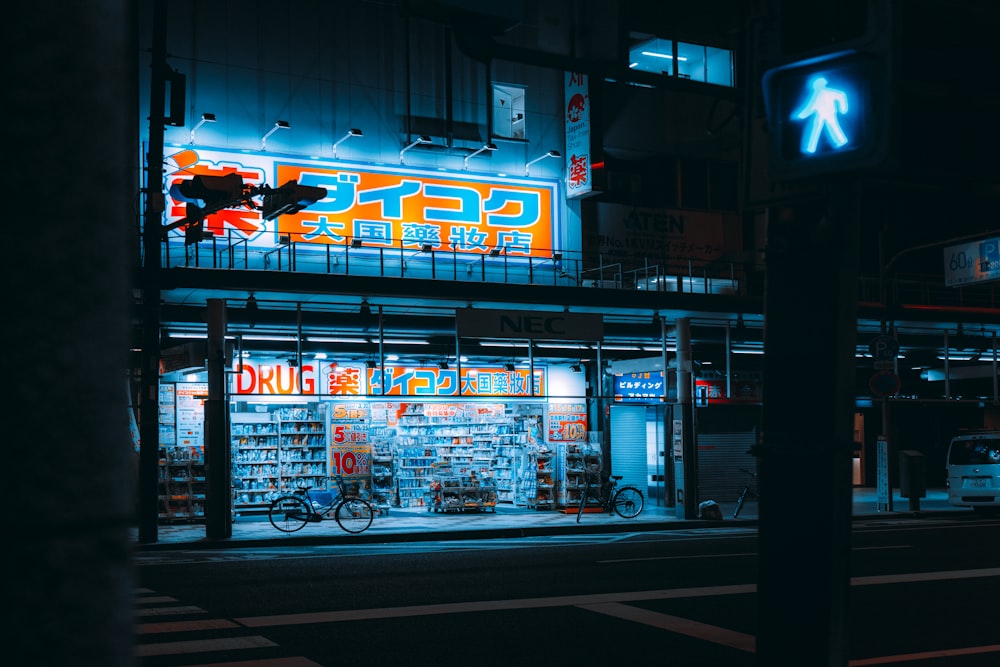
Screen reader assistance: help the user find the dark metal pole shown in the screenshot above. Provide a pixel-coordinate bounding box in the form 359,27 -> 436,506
756,185 -> 859,666
205,299 -> 231,538
138,0 -> 167,543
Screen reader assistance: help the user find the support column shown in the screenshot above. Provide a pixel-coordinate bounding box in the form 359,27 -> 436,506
205,299 -> 231,538
756,186 -> 859,666
674,318 -> 698,519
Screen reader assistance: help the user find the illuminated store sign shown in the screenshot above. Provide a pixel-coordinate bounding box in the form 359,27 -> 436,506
232,360 -> 546,397
564,71 -> 593,198
614,371 -> 667,402
165,147 -> 559,258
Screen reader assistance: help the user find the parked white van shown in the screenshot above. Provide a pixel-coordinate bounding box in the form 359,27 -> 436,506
945,431 -> 1000,513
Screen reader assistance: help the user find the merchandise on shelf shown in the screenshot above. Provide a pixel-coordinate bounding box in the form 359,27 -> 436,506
230,403 -> 329,515
425,471 -> 498,513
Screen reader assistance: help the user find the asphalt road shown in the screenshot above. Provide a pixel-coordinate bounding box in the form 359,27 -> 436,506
134,515 -> 1000,666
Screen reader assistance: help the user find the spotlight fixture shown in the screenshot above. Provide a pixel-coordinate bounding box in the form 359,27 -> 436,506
189,112 -> 216,144
421,243 -> 434,252
552,251 -> 563,261
260,120 -> 290,150
503,362 -> 516,371
350,237 -> 364,248
332,128 -> 363,158
365,359 -> 377,369
438,360 -> 450,370
463,142 -> 498,170
570,364 -> 582,373
399,135 -> 432,163
359,300 -> 371,317
489,246 -> 504,257
525,149 -> 561,176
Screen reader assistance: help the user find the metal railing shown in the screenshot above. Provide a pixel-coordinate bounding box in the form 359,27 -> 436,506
159,230 -> 755,296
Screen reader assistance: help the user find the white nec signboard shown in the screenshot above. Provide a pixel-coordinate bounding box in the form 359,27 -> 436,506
943,238 -> 1000,287
456,309 -> 604,341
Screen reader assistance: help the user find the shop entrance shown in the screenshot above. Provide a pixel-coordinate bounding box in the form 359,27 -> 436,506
609,404 -> 671,507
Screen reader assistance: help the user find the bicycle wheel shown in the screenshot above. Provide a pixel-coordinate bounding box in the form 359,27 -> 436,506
335,497 -> 374,534
612,486 -> 644,518
268,495 -> 311,533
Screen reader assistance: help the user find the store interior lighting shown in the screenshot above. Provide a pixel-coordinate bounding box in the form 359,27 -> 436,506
189,112 -> 216,144
399,135 -> 432,163
463,142 -> 497,170
332,127 -> 363,158
525,149 -> 561,176
260,120 -> 290,150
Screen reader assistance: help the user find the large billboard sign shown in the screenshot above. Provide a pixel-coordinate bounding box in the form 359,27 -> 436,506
163,147 -> 560,258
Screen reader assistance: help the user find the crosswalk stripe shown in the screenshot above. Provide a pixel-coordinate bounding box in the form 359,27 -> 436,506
135,635 -> 277,657
137,618 -> 240,634
137,604 -> 208,617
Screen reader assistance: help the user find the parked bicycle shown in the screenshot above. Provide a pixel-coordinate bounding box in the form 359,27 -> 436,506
576,472 -> 644,523
268,474 -> 374,534
733,468 -> 758,518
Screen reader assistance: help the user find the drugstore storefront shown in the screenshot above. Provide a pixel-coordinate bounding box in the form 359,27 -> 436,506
157,357 -> 602,523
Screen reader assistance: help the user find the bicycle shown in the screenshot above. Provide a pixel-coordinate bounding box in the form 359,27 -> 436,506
268,474 -> 375,534
733,468 -> 758,518
576,472 -> 644,523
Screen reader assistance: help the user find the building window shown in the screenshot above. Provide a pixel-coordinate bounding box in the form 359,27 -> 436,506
492,83 -> 526,140
629,36 -> 734,88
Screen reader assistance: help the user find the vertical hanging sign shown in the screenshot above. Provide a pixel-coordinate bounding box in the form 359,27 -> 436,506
564,71 -> 592,198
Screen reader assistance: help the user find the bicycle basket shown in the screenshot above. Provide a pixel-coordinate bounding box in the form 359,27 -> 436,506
311,491 -> 334,507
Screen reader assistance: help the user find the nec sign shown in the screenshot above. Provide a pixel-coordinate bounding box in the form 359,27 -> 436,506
456,309 -> 604,341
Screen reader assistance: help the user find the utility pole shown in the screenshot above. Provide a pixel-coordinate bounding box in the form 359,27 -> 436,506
138,0 -> 167,543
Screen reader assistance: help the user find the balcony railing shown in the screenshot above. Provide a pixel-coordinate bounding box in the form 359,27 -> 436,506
159,230 -> 755,296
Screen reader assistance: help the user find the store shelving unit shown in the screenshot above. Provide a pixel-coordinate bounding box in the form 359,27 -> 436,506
231,404 -> 328,515
529,446 -> 555,510
426,472 -> 498,512
371,439 -> 396,513
392,403 -> 523,508
158,446 -> 206,522
561,443 -> 602,511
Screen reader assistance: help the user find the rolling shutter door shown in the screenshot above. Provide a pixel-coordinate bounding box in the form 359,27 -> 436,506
696,429 -> 757,502
610,405 -> 648,492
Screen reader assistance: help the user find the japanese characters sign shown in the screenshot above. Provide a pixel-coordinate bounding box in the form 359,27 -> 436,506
614,371 -> 667,403
564,71 -> 593,199
164,147 -> 559,258
547,403 -> 587,441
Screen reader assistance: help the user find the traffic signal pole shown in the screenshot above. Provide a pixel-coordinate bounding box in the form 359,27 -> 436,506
756,184 -> 860,666
137,0 -> 167,544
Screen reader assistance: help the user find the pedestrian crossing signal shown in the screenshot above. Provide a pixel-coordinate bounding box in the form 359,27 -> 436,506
762,50 -> 889,180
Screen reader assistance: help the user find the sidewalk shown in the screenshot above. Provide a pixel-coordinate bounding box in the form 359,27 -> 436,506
132,487 -> 963,550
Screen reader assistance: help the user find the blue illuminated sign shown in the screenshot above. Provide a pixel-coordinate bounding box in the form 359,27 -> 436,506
762,50 -> 889,179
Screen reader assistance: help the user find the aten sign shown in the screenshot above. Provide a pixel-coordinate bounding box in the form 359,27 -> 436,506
456,309 -> 604,341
